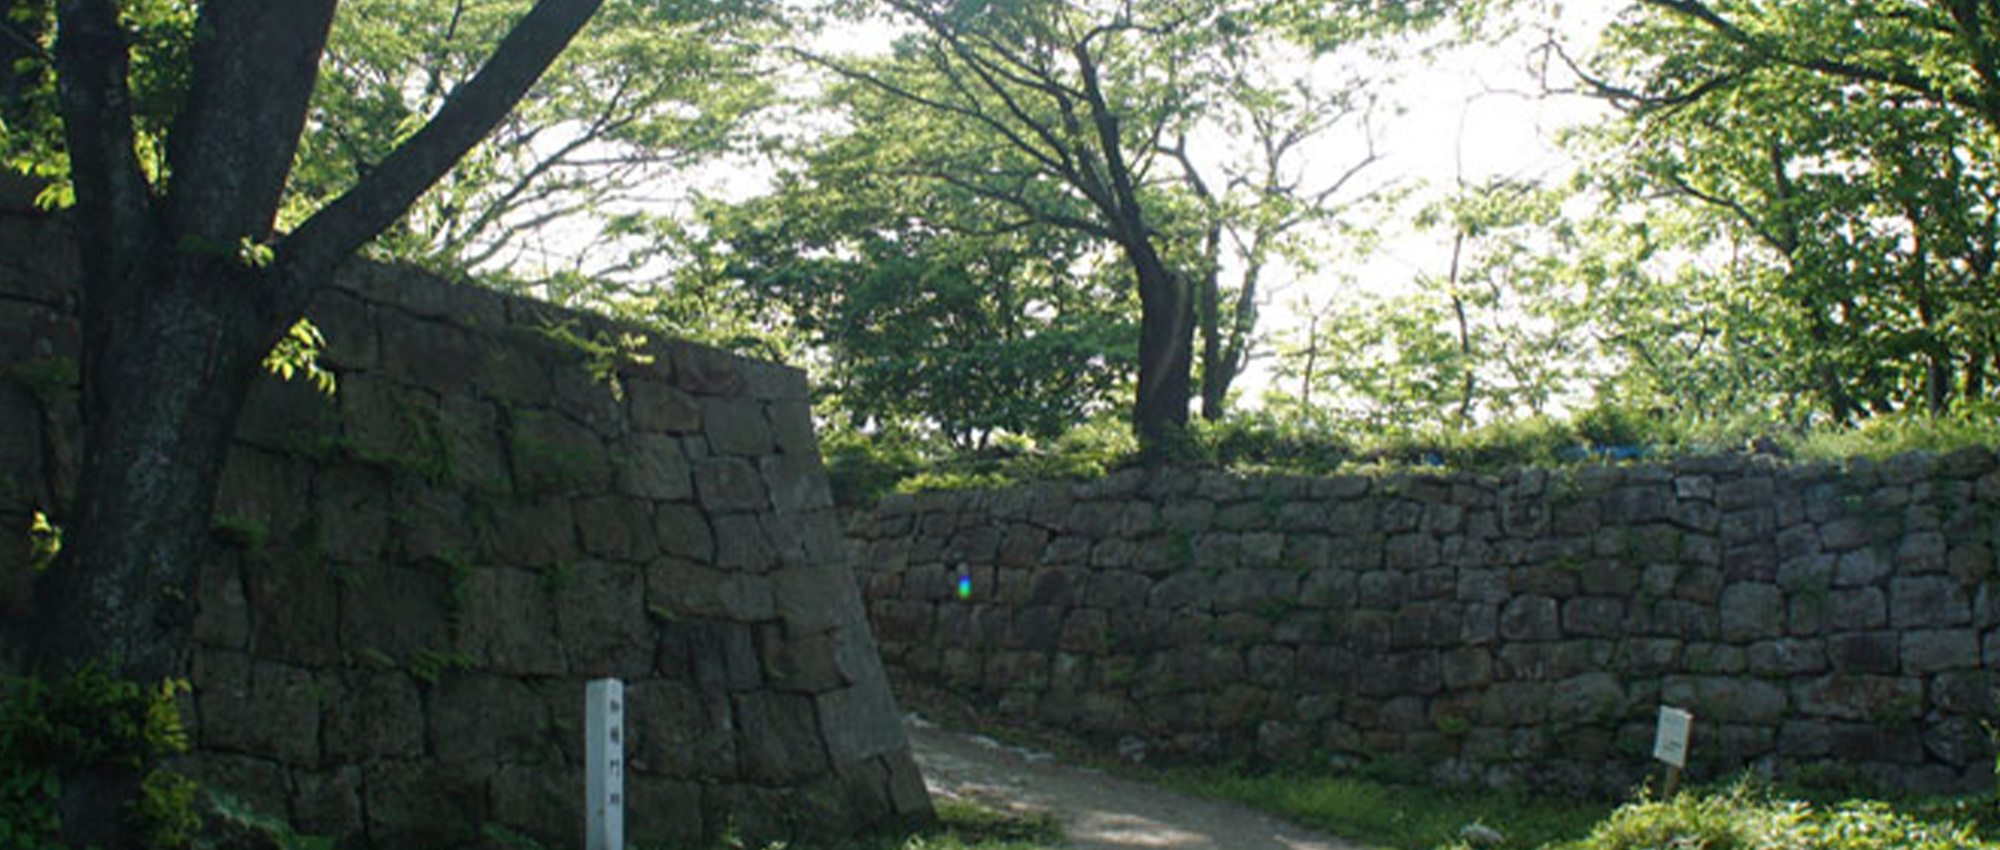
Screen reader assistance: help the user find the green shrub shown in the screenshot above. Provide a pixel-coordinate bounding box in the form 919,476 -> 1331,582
0,664 -> 195,849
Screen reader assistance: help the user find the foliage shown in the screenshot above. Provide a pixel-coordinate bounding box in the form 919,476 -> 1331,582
1786,403 -> 2000,463
683,142 -> 1137,446
261,318 -> 337,396
824,420 -> 1138,507
1189,412 -> 1354,474
25,512 -> 59,574
1564,0 -> 2000,422
203,791 -> 336,850
1546,783 -> 1993,850
786,0 -> 1451,450
0,665 -> 194,849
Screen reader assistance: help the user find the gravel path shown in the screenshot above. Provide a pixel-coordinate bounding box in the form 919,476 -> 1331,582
906,718 -> 1370,850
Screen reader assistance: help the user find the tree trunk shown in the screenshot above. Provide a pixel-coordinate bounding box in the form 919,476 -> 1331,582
31,260 -> 271,679
1129,243 -> 1195,458
30,1 -> 605,844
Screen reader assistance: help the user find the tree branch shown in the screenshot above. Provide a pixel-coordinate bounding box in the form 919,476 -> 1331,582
53,0 -> 156,286
164,0 -> 339,244
279,0 -> 604,305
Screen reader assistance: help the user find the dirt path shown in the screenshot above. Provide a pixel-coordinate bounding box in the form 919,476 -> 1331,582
905,718 -> 1370,850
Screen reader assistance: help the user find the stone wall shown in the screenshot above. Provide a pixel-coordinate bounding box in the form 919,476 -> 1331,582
0,202 -> 931,848
852,456 -> 2000,795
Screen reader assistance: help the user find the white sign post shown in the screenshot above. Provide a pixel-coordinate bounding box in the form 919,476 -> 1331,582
586,679 -> 625,850
1653,705 -> 1693,796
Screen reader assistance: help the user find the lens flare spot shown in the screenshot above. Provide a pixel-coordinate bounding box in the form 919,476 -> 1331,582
956,575 -> 973,599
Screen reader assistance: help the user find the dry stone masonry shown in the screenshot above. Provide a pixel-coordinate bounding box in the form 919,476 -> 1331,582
0,198 -> 931,849
852,456 -> 2000,795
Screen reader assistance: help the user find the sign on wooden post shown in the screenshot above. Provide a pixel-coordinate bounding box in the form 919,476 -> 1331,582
1653,705 -> 1692,796
586,678 -> 625,850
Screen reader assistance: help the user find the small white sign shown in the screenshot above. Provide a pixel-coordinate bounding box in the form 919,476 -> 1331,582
1653,705 -> 1692,768
586,679 -> 625,850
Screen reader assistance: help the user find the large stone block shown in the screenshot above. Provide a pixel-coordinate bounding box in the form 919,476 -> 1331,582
703,396 -> 775,456
458,566 -> 564,674
363,759 -> 489,850
694,456 -> 768,513
629,679 -> 737,780
1661,675 -> 1786,724
1891,576 -> 1971,628
1792,674 -> 1923,721
322,670 -> 425,762
555,560 -> 651,676
1719,583 -> 1784,642
574,494 -> 660,563
508,408 -> 612,494
652,558 -> 775,622
734,691 -> 829,784
428,674 -> 547,766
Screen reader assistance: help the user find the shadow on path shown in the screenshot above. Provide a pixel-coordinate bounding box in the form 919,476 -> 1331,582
906,719 -> 1369,850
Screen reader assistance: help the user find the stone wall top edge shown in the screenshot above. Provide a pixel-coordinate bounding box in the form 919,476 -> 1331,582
318,255 -> 808,400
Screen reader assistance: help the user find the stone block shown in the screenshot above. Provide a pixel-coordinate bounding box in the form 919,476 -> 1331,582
1499,596 -> 1561,642
193,554 -> 250,649
1215,569 -> 1299,614
364,759 -> 489,850
1891,576 -> 1971,628
1792,674 -> 1923,721
1550,672 -> 1625,725
652,558 -> 775,622
289,765 -> 364,838
244,550 -> 343,667
1720,583 -> 1784,641
1681,642 -> 1747,674
572,494 -> 658,563
703,397 -> 774,456
429,674 -> 545,766
774,562 -> 865,633
1442,647 -> 1493,690
1616,638 -> 1681,676
556,560 -> 651,675
629,680 -> 736,780
1827,587 -> 1887,630
1901,628 -> 1980,673
459,566 -> 563,674
1826,631 -> 1899,674
1661,675 -> 1786,723
322,670 -> 425,762
507,408 -> 611,495
1834,549 -> 1891,586
1747,639 -> 1827,676
338,561 -> 450,662
656,502 -> 716,563
693,457 -> 768,513
616,432 -> 693,501
1563,597 -> 1625,637
627,378 -> 702,433
734,691 -> 830,783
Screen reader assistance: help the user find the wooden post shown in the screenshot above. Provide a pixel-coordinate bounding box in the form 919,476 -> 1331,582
586,679 -> 625,850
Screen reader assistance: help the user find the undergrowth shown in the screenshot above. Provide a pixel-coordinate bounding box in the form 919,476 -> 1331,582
826,403 -> 2000,508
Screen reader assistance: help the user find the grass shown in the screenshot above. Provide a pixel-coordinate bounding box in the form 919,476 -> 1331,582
719,800 -> 1063,850
1159,766 -> 1610,849
1161,768 -> 2000,850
